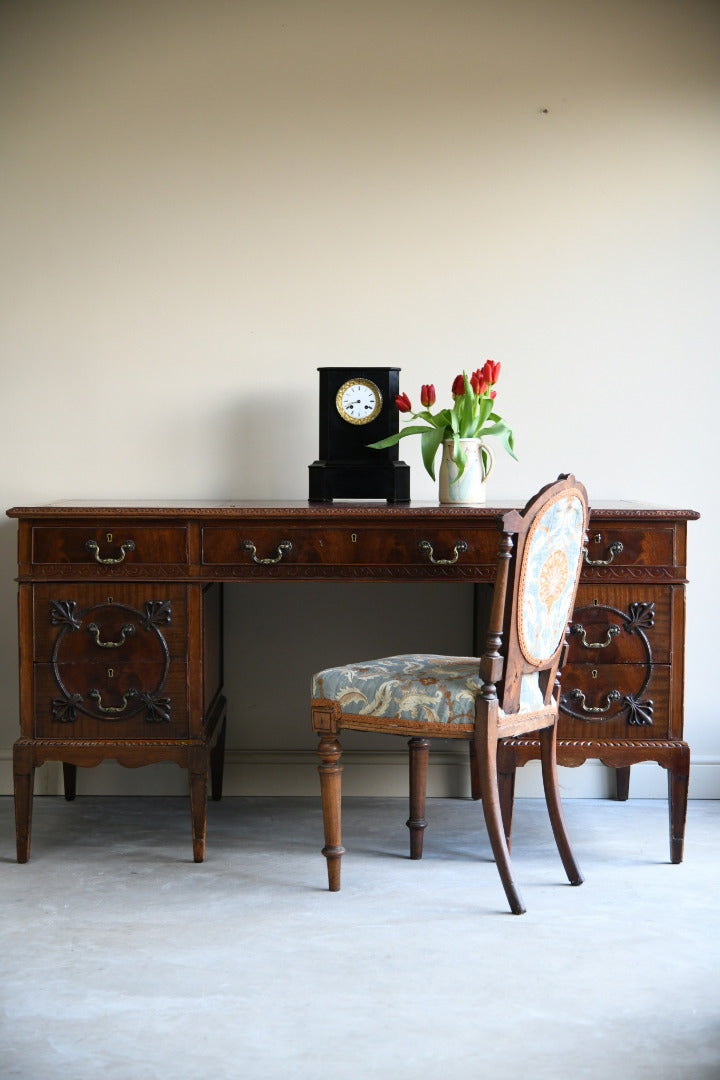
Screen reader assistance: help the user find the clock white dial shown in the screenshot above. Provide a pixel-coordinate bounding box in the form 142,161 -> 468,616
336,378 -> 382,425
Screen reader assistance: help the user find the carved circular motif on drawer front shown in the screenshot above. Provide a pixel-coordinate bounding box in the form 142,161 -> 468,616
49,598 -> 172,725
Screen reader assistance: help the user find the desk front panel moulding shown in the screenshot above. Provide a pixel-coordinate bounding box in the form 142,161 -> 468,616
6,500 -> 699,865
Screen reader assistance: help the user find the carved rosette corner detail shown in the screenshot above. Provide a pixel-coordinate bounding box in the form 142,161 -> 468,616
136,692 -> 172,724
140,600 -> 172,629
50,600 -> 81,631
51,694 -> 83,723
623,695 -> 654,726
623,601 -> 655,633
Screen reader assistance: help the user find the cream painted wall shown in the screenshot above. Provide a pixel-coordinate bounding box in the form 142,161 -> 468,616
1,0 -> 718,800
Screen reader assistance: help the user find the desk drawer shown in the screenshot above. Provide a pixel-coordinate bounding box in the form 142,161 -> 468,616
32,585 -> 187,660
581,526 -> 675,572
34,661 -> 188,738
567,585 -> 670,665
558,662 -> 669,738
201,525 -> 499,572
31,526 -> 188,567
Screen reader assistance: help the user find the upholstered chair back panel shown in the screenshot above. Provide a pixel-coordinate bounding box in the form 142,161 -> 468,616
517,490 -> 586,666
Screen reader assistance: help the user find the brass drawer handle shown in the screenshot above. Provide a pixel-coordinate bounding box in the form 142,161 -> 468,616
86,622 -> 136,649
569,623 -> 621,649
87,688 -> 137,714
241,539 -> 293,565
583,538 -> 623,566
567,688 -> 621,714
85,539 -> 136,565
418,539 -> 468,565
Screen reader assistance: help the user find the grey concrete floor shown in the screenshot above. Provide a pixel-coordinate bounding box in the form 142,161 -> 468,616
1,795 -> 719,1080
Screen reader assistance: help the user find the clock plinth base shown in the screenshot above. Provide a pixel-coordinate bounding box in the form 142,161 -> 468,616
308,461 -> 410,503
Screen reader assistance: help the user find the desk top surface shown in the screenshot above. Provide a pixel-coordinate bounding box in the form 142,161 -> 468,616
7,499 -> 700,521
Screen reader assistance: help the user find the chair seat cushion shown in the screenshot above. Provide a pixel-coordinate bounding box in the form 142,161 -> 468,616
312,655 -> 545,726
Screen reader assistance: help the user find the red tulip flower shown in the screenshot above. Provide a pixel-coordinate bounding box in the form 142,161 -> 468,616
420,384 -> 436,408
470,371 -> 488,396
481,360 -> 501,385
395,392 -> 412,413
452,374 -> 465,397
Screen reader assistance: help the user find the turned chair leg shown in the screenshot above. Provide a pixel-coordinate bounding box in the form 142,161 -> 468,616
475,729 -> 526,915
407,737 -> 430,859
539,726 -> 583,886
317,735 -> 345,890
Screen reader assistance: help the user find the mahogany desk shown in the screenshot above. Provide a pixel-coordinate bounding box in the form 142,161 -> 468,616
7,499 -> 698,864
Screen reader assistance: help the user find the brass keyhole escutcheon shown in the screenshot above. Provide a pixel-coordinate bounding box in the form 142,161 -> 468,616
591,669 -> 598,679
107,667 -> 114,679
351,533 -> 357,543
106,533 -> 113,543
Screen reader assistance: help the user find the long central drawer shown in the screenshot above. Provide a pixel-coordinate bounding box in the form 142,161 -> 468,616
201,525 -> 502,575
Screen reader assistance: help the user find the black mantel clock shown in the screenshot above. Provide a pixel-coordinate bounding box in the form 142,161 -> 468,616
308,367 -> 410,502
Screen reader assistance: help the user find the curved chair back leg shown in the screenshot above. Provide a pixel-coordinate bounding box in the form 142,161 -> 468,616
474,726 -> 526,915
539,726 -> 583,886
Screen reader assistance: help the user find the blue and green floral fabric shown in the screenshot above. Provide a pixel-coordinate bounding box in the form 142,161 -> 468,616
312,654 -> 546,726
518,491 -> 585,665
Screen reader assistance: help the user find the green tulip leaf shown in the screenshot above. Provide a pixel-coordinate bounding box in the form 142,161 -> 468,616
452,432 -> 468,480
367,424 -> 430,450
480,419 -> 518,460
420,426 -> 446,480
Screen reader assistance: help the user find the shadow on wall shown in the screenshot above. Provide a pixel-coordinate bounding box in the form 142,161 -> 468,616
208,383 -> 316,500
223,581 -> 476,753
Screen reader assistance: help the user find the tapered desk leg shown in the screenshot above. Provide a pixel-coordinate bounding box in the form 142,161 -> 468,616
210,712 -> 227,802
615,766 -> 630,801
668,747 -> 690,864
63,763 -> 77,801
188,750 -> 208,863
13,742 -> 35,863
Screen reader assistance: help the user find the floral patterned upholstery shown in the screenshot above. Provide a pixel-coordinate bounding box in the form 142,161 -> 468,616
518,490 -> 586,665
311,654 -> 547,726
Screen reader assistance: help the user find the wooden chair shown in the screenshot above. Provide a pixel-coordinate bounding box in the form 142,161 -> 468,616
310,474 -> 589,914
